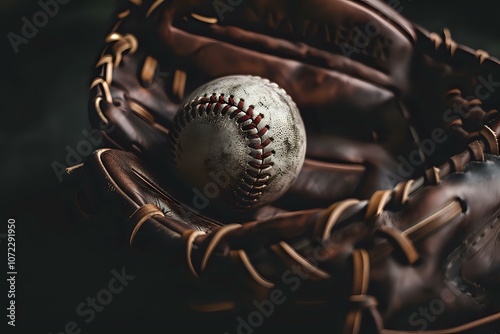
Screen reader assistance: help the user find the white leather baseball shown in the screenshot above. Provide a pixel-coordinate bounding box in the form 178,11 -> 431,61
169,75 -> 306,211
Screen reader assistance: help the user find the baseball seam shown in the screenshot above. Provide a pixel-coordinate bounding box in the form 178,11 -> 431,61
169,93 -> 275,210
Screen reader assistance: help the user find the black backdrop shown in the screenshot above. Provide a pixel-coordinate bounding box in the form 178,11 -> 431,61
1,1 -> 500,333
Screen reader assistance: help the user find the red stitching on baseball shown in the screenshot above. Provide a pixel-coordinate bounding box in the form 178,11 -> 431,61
169,93 -> 275,209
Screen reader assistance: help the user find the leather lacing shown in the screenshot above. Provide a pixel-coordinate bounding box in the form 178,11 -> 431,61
90,0 -> 170,153
179,190 -> 454,333
91,32 -> 138,126
425,28 -> 500,68
444,89 -> 500,155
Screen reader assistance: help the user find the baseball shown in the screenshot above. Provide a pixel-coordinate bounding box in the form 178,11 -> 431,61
168,75 -> 306,212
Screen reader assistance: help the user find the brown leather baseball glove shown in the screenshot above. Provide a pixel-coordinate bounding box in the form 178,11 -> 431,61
65,0 -> 500,333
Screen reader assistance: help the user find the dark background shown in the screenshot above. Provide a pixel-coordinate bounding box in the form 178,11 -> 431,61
1,1 -> 499,333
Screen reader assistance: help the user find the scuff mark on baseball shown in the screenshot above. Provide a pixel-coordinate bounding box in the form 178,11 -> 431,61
169,75 -> 306,211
